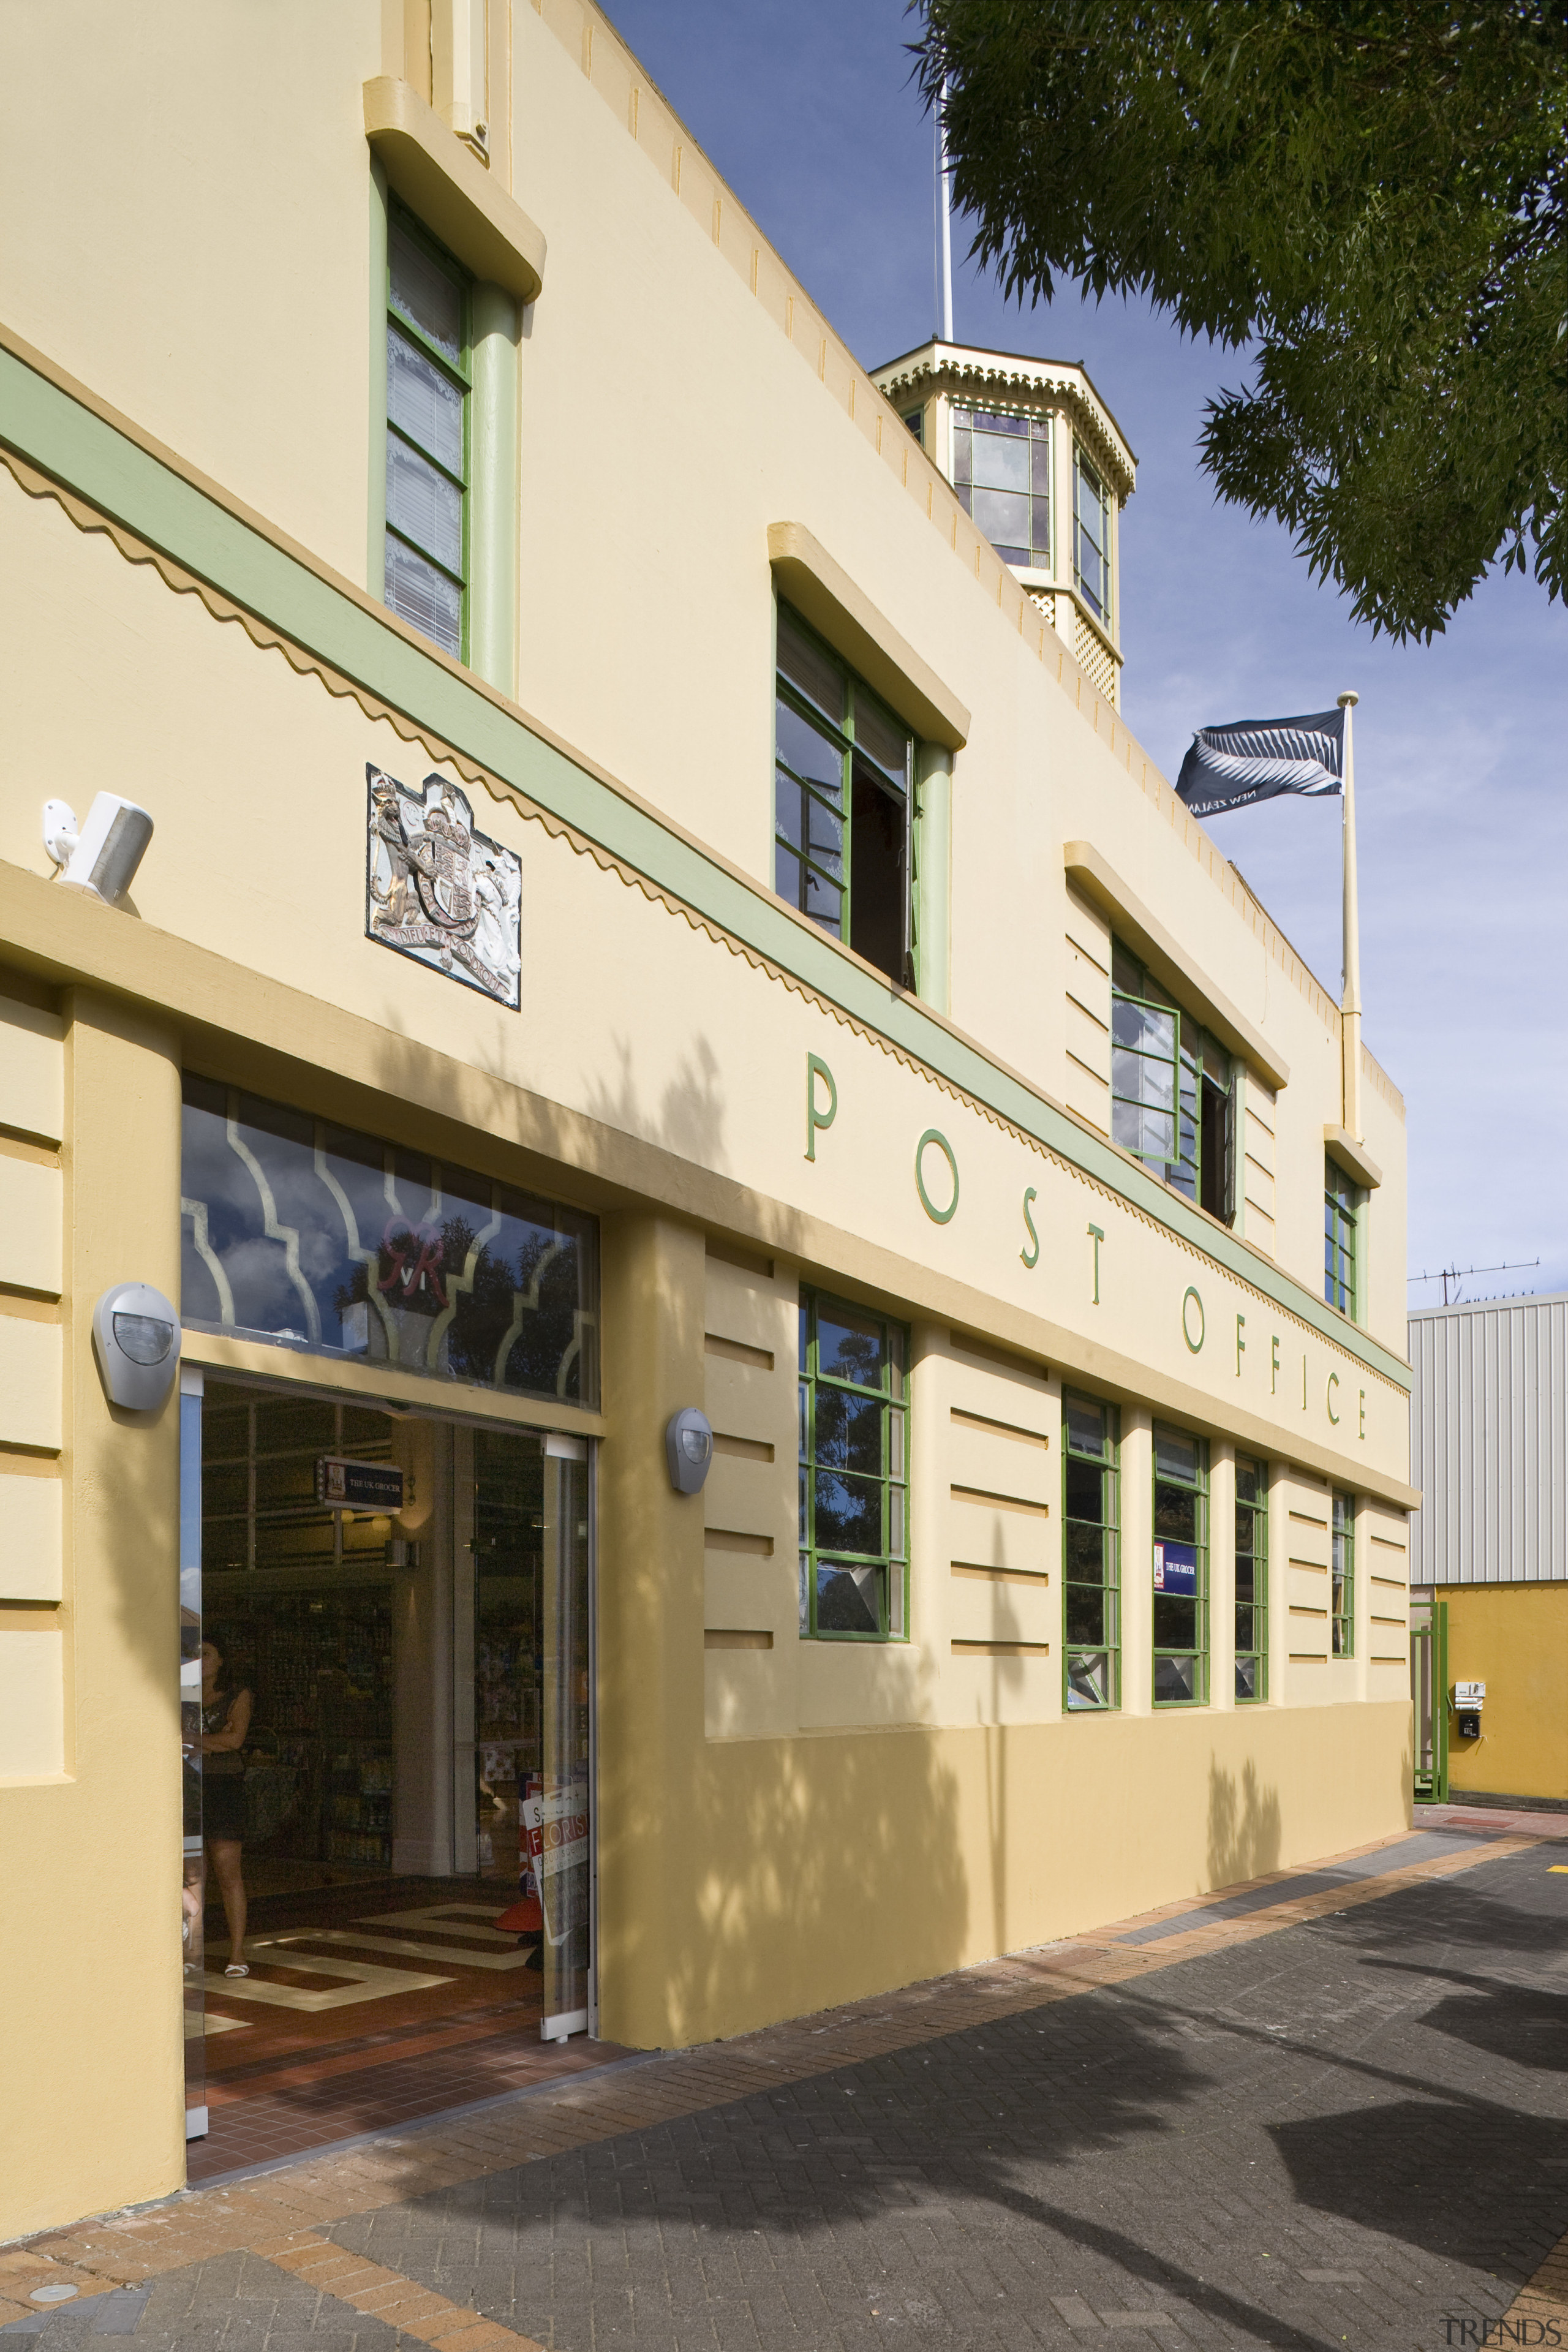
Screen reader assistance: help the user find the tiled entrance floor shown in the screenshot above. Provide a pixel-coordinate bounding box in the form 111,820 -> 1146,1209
188,1878 -> 620,2184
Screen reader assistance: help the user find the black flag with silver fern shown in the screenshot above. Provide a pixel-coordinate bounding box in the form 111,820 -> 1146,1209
1175,709 -> 1345,816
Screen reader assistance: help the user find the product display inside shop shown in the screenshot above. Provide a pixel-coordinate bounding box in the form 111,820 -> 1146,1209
179,1376 -> 595,2178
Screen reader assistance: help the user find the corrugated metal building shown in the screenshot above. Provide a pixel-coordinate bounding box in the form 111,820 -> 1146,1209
1409,1291 -> 1568,1807
1409,1292 -> 1568,1585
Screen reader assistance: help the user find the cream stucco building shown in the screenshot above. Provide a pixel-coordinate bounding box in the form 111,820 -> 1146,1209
0,0 -> 1415,2241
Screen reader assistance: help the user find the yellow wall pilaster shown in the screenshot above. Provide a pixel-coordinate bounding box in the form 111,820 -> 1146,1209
0,993 -> 183,2240
594,1213 -> 708,2049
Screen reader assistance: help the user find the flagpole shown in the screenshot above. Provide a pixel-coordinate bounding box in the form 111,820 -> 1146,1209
1338,689 -> 1362,1142
935,77 -> 954,341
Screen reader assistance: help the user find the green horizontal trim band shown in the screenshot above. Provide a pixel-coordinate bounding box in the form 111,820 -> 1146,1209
0,336 -> 1410,1395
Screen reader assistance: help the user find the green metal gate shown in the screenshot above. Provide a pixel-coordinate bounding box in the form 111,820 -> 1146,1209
1411,1597 -> 1449,1804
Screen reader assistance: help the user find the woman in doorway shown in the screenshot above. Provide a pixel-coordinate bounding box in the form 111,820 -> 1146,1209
197,1641 -> 253,1977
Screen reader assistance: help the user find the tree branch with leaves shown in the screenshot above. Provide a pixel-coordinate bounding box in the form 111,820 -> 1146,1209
916,0 -> 1567,639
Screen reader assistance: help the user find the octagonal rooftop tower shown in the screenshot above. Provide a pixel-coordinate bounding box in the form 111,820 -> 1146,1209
870,341 -> 1137,708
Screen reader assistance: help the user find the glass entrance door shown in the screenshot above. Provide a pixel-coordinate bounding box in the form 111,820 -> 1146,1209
538,1438 -> 590,2038
184,1376 -> 596,2184
179,1368 -> 206,2139
464,1428 -> 590,2039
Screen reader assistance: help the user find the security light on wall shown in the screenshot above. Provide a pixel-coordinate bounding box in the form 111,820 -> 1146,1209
92,1281 -> 180,1411
43,793 -> 154,905
665,1408 -> 714,1495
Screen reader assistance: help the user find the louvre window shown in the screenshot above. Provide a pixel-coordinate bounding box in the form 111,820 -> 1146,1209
385,211 -> 470,659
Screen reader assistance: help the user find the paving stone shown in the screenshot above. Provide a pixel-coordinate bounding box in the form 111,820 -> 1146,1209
0,2250 -> 440,2350
303,1842 -> 1568,2352
14,1830 -> 1568,2352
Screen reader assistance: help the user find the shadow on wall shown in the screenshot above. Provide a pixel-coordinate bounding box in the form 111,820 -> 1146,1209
584,1033 -> 731,1175
101,1384 -> 185,1757
1207,1755 -> 1283,1890
973,1523 -> 1031,1964
651,1726 -> 968,2047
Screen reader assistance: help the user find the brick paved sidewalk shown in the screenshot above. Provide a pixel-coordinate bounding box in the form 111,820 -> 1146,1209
6,1815 -> 1568,2350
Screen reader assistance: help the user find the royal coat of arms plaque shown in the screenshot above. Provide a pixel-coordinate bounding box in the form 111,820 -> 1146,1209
364,764 -> 522,1008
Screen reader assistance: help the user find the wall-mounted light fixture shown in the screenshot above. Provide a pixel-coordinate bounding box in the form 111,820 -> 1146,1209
92,1281 -> 180,1411
665,1407 -> 714,1495
44,793 -> 154,905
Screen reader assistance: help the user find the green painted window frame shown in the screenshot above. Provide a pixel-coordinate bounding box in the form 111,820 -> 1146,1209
1235,1457 -> 1268,1702
1112,940 -> 1234,1218
774,603 -> 917,990
1325,1158 -> 1357,1319
385,202 -> 472,663
1062,1391 -> 1120,1711
1153,1421 -> 1209,1706
1332,1490 -> 1355,1657
797,1287 -> 910,1643
1073,441 -> 1111,622
952,404 -> 1052,573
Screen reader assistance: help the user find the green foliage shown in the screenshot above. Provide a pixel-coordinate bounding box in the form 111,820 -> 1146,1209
916,0 -> 1567,639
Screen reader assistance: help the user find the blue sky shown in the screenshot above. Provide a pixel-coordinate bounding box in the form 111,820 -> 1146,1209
608,0 -> 1568,1306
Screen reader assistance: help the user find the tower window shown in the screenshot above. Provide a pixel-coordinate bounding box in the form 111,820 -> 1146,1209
1074,444 -> 1111,621
952,407 -> 1051,571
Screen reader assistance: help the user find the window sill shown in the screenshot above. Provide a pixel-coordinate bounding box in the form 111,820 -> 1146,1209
1102,1127 -> 1238,1236
364,78 -> 546,304
1063,839 -> 1291,1091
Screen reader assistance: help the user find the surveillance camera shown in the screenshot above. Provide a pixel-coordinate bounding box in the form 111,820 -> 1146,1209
665,1406 -> 714,1495
43,793 -> 154,905
92,1281 -> 180,1411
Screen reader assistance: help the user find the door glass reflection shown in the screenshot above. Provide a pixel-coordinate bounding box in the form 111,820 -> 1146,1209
179,1375 -> 206,2137
472,1434 -> 592,2039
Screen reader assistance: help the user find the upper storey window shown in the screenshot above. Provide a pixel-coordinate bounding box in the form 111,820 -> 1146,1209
774,606 -> 913,987
1325,1159 -> 1358,1315
952,407 -> 1051,572
1074,444 -> 1111,622
385,211 -> 471,660
1112,942 -> 1233,1220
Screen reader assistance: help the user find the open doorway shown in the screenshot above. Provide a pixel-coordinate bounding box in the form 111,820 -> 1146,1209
183,1377 -> 598,2179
